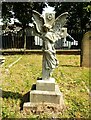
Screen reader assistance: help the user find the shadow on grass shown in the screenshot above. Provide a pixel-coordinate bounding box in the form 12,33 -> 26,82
0,89 -> 22,99
20,84 -> 36,110
0,84 -> 36,111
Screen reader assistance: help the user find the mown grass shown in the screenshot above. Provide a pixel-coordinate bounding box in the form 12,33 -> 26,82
1,54 -> 90,119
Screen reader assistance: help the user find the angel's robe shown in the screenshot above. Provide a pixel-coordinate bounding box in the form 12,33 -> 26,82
41,31 -> 59,80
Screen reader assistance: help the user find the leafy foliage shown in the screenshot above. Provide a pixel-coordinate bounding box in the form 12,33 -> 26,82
48,2 -> 91,31
2,2 -> 46,27
12,2 -> 33,27
2,2 -> 90,31
1,54 -> 89,119
2,2 -> 91,50
2,2 -> 13,24
2,2 -> 46,50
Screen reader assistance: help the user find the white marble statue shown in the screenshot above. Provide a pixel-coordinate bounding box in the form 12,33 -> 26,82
32,10 -> 68,80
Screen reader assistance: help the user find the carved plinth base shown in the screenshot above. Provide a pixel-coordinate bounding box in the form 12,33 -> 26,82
30,84 -> 64,105
23,78 -> 65,111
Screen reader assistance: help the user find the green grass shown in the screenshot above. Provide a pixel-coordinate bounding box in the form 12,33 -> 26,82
1,54 -> 90,119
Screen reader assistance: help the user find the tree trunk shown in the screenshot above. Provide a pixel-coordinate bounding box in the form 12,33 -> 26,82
23,28 -> 26,53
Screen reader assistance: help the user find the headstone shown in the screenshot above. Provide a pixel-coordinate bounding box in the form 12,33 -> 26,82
81,31 -> 91,67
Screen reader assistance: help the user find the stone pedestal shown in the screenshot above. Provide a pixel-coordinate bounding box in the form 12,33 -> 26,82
36,78 -> 55,91
30,84 -> 63,104
23,78 -> 65,109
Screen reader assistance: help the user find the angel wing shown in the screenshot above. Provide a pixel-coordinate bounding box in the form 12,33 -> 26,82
51,12 -> 68,33
32,10 -> 44,34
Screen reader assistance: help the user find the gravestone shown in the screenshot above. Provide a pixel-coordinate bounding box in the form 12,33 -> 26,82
81,31 -> 91,67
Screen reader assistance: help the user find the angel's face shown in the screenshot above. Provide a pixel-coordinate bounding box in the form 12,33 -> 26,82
46,13 -> 53,21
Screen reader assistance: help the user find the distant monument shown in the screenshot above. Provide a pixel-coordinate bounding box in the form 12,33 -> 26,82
81,31 -> 91,68
24,7 -> 68,110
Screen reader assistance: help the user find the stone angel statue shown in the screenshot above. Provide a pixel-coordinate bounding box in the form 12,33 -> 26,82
32,10 -> 68,80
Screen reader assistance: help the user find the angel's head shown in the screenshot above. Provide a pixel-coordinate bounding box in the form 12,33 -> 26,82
43,24 -> 52,32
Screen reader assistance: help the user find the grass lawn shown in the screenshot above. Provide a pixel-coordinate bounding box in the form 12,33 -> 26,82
1,54 -> 90,119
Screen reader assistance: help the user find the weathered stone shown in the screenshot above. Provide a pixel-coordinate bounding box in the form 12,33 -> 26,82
30,84 -> 64,105
23,102 -> 65,115
44,12 -> 55,26
36,78 -> 55,91
33,10 -> 68,80
81,31 -> 91,67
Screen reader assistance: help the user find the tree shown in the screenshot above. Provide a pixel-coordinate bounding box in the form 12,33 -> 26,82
48,2 -> 90,31
12,2 -> 33,51
48,2 -> 90,48
2,2 -> 46,51
2,2 -> 13,25
2,2 -> 90,49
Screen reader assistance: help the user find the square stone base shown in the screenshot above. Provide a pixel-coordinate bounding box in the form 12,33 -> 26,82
30,84 -> 64,105
23,78 -> 65,110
